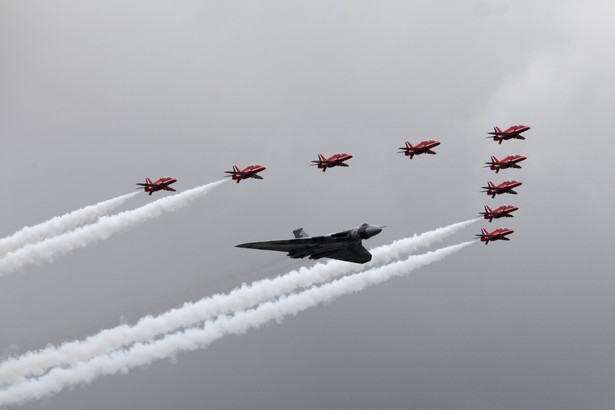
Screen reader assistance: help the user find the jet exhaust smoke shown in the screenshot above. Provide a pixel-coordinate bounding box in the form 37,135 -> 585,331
0,193 -> 138,258
0,180 -> 227,277
0,241 -> 474,405
0,218 -> 477,385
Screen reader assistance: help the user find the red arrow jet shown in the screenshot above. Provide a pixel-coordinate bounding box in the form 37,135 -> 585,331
485,155 -> 527,173
476,227 -> 514,245
397,140 -> 440,159
311,153 -> 353,172
479,205 -> 518,222
481,180 -> 522,198
136,177 -> 177,195
224,165 -> 266,183
487,125 -> 530,144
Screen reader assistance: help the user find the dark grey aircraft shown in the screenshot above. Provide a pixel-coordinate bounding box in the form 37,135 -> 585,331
236,223 -> 383,264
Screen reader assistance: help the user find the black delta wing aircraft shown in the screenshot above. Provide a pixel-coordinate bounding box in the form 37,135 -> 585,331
236,223 -> 383,264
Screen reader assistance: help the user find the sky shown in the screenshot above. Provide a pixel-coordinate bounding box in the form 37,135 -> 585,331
1,0 -> 614,408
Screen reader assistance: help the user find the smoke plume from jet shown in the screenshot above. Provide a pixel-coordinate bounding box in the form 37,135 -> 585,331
0,180 -> 226,277
0,241 -> 474,406
0,193 -> 138,258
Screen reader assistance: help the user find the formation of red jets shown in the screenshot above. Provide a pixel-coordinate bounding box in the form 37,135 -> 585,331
137,139 -> 441,190
134,126 -> 530,246
477,124 -> 530,245
167,141 -> 437,187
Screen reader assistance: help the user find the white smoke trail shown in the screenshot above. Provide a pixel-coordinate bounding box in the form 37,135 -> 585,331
0,241 -> 474,406
0,180 -> 227,277
0,193 -> 138,258
0,219 -> 476,385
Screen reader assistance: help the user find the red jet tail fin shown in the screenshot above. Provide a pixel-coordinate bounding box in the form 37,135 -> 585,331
146,178 -> 152,185
481,228 -> 488,236
490,155 -> 498,163
233,166 -> 240,173
484,206 -> 493,222
318,154 -> 326,162
495,126 -> 501,134
405,141 -> 413,149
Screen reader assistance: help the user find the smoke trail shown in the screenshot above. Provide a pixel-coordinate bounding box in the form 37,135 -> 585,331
0,241 -> 474,406
0,180 -> 226,277
0,218 -> 477,385
0,193 -> 138,258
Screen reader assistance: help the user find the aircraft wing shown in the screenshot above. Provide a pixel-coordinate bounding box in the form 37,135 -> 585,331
236,237 -> 330,253
326,244 -> 372,263
236,237 -> 373,264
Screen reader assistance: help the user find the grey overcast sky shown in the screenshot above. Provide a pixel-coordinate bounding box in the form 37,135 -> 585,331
1,0 -> 615,408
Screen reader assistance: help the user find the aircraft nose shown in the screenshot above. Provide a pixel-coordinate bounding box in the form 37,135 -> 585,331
365,225 -> 382,238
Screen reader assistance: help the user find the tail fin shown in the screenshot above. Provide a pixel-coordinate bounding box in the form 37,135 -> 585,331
318,154 -> 326,162
484,206 -> 494,222
146,178 -> 152,184
490,155 -> 498,163
293,228 -> 309,238
233,165 -> 240,173
481,228 -> 488,235
493,127 -> 502,142
405,141 -> 413,148
488,181 -> 495,188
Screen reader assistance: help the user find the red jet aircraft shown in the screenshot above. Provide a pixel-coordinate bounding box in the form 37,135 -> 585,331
487,125 -> 531,144
484,155 -> 527,173
481,180 -> 522,198
479,205 -> 518,222
136,177 -> 177,195
311,153 -> 353,172
397,140 -> 440,159
476,227 -> 514,245
224,165 -> 266,183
